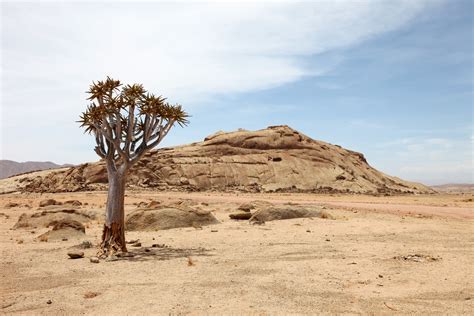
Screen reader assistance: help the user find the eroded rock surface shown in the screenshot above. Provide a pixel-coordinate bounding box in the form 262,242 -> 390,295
126,207 -> 219,231
8,126 -> 433,194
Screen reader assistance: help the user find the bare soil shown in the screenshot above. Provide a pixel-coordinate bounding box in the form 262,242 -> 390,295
1,191 -> 473,314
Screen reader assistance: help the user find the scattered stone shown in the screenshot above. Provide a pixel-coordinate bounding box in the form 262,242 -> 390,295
210,229 -> 218,233
152,243 -> 168,248
84,291 -> 99,299
229,212 -> 252,220
4,202 -> 20,208
116,252 -> 134,258
90,257 -> 100,263
144,248 -> 151,252
67,251 -> 84,259
126,239 -> 140,244
378,274 -> 384,278
39,199 -> 61,207
64,200 -> 82,206
131,242 -> 141,247
325,239 -> 331,242
393,254 -> 441,262
62,238 -> 68,241
306,229 -> 311,233
46,300 -> 52,305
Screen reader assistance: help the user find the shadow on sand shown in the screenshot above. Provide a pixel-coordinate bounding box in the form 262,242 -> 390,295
113,245 -> 213,262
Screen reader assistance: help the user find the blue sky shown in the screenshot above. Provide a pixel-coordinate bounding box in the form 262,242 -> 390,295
1,0 -> 472,185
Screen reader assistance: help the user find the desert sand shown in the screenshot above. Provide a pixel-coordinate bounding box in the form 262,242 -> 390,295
1,191 -> 473,315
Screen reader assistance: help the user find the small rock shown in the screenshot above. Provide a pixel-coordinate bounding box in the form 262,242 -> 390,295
131,242 -> 141,247
64,200 -> 82,206
144,248 -> 151,252
46,300 -> 52,305
229,212 -> 252,220
67,251 -> 84,259
211,229 -> 218,233
306,229 -> 311,233
90,257 -> 100,263
39,199 -> 61,207
126,239 -> 140,244
325,239 -> 331,242
378,274 -> 384,278
62,238 -> 68,241
152,243 -> 167,248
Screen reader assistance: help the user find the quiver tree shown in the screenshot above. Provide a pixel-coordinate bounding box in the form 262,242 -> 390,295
79,77 -> 188,255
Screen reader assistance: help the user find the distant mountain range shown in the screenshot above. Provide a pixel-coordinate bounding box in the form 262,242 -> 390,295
431,183 -> 474,193
0,160 -> 72,179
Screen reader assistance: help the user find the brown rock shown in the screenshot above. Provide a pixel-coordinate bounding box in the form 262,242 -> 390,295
249,205 -> 332,223
229,212 -> 253,220
39,199 -> 61,207
64,200 -> 82,206
67,251 -> 84,259
126,207 -> 219,231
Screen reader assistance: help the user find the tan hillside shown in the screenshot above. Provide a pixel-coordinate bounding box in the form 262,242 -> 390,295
3,126 -> 433,194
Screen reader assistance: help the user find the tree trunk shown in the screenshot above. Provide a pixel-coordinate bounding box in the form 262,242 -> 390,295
100,167 -> 127,255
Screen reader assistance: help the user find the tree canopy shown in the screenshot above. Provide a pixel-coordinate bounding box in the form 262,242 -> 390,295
79,77 -> 189,170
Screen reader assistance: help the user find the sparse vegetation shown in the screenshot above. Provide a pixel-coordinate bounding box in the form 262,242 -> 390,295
79,77 -> 188,255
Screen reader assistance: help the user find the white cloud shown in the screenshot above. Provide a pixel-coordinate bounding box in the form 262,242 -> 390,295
373,135 -> 473,185
1,0 -> 443,162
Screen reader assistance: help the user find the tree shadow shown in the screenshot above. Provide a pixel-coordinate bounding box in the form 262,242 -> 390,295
114,245 -> 213,262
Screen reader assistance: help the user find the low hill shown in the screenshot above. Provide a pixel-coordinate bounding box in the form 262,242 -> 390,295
0,160 -> 71,179
3,126 -> 433,194
431,184 -> 474,194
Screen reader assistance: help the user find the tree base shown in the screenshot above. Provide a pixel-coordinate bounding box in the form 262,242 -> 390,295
100,223 -> 127,256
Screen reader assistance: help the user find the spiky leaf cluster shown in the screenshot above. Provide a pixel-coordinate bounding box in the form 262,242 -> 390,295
79,77 -> 189,169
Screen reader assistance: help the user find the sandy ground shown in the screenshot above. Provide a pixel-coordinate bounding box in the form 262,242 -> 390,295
0,191 -> 473,315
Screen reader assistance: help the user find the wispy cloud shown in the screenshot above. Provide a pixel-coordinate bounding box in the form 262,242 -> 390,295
1,0 -> 445,163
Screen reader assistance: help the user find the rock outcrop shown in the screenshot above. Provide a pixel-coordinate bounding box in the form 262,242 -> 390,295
6,126 -> 433,194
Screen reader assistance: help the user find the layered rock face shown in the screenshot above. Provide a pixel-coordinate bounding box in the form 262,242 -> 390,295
18,125 -> 433,194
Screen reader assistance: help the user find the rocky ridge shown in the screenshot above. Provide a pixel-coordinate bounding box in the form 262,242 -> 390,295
5,126 -> 433,194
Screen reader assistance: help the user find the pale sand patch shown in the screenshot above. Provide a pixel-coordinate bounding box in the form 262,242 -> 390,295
0,192 -> 473,314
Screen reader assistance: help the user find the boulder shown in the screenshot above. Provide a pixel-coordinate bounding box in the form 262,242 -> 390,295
249,205 -> 333,222
37,219 -> 86,241
13,209 -> 95,229
126,207 -> 219,231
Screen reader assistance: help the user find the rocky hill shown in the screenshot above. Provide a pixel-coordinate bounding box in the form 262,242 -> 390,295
5,126 -> 433,194
0,160 -> 71,179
